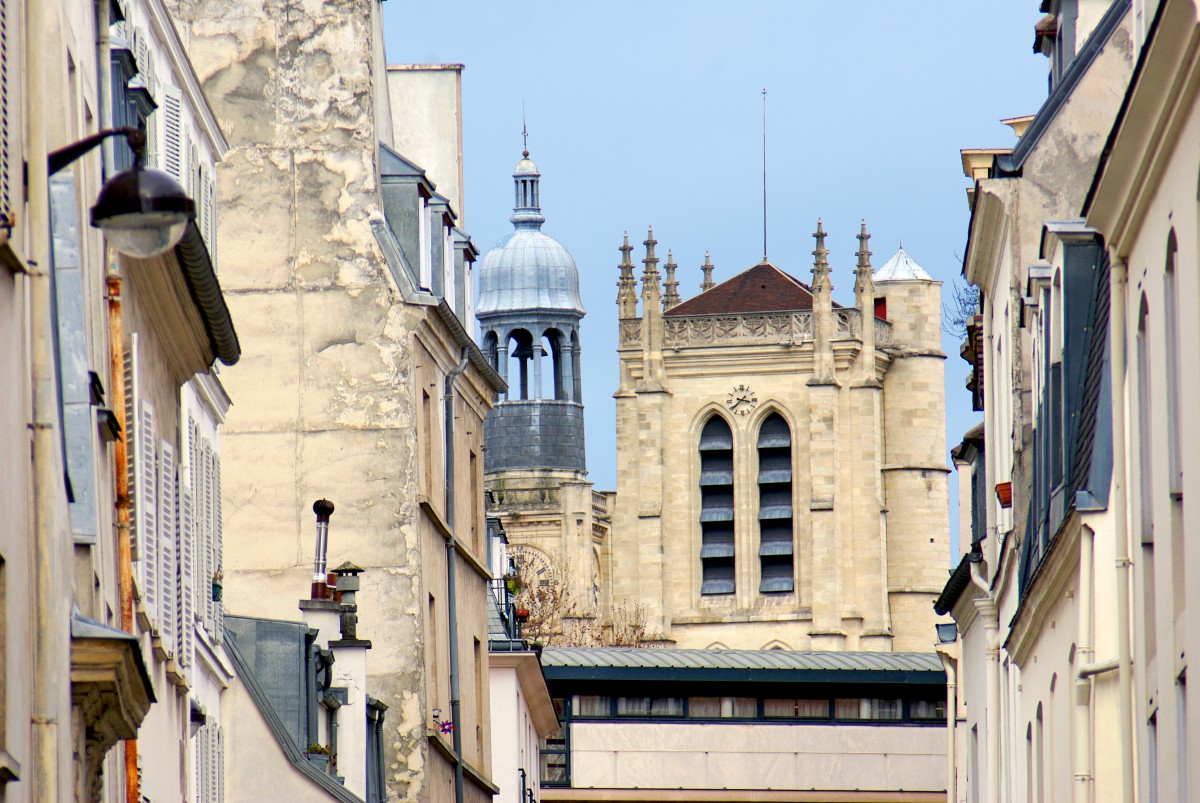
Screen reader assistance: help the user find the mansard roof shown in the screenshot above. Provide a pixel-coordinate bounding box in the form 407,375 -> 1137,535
665,262 -> 826,316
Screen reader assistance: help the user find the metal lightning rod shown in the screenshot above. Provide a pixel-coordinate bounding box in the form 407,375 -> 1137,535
762,88 -> 768,263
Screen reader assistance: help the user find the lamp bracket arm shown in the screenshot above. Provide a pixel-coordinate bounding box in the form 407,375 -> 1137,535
48,127 -> 145,176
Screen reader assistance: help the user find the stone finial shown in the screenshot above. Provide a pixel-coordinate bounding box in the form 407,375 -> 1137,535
663,250 -> 681,311
617,231 -> 638,317
641,227 -> 662,305
854,219 -> 875,298
700,251 -> 715,292
811,218 -> 831,292
642,226 -> 659,277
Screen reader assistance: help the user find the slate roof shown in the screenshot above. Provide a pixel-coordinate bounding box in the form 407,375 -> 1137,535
665,262 -> 830,316
874,246 -> 933,281
542,647 -> 941,672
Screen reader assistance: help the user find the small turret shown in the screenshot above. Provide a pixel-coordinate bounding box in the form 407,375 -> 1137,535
700,251 -> 715,292
662,250 -> 681,311
854,220 -> 877,381
809,219 -> 835,384
616,232 -> 638,318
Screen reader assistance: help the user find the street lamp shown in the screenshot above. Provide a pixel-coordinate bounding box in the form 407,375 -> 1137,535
48,126 -> 195,258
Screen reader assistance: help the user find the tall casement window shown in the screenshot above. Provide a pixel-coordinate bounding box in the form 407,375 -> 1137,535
757,413 -> 794,592
699,416 -> 735,595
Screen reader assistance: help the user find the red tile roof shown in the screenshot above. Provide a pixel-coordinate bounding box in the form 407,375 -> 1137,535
665,261 -> 835,316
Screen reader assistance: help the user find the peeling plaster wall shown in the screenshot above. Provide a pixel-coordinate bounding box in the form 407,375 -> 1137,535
163,0 -> 432,798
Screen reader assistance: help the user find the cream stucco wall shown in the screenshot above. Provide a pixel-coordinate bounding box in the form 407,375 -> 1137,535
565,721 -> 944,794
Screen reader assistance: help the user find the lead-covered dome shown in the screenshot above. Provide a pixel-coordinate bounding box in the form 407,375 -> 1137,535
477,151 -> 585,316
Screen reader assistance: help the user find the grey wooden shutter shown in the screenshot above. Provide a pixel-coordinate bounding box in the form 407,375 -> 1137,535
217,725 -> 225,803
159,442 -> 177,656
201,440 -> 214,632
0,0 -> 19,227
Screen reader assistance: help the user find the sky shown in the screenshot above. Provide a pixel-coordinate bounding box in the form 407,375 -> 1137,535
383,3 -> 1051,556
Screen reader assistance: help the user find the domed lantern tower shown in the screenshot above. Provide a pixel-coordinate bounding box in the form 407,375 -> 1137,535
477,150 -> 587,475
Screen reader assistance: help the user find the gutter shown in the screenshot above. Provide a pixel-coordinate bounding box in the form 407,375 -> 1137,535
222,633 -> 365,803
172,220 -> 240,366
444,347 -> 470,803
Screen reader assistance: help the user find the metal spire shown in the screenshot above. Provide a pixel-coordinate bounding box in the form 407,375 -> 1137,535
762,88 -> 768,263
522,103 -> 529,157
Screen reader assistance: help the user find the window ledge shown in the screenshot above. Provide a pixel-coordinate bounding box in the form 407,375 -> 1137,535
0,748 -> 20,784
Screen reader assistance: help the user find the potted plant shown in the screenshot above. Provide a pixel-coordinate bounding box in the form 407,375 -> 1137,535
504,572 -> 523,595
305,743 -> 333,773
211,571 -> 224,602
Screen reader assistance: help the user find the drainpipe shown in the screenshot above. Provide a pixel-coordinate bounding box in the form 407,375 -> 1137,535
1108,253 -> 1135,803
937,649 -> 958,803
444,346 -> 470,803
26,0 -> 63,799
1073,525 -> 1095,803
96,0 -> 113,176
969,556 -> 1000,803
107,271 -> 140,803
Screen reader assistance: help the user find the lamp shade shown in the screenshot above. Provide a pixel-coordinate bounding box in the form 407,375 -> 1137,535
91,167 -> 195,258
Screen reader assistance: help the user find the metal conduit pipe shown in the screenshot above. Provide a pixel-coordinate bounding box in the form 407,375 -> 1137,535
1074,525 -> 1095,803
969,557 -> 1000,803
1108,252 -> 1135,803
444,346 -> 470,803
937,650 -> 958,803
26,0 -> 63,799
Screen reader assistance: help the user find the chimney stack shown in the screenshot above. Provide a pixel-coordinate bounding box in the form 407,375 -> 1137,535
311,499 -> 335,600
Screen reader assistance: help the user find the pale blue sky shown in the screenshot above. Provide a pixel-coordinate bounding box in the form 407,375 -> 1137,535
384,3 -> 1050,555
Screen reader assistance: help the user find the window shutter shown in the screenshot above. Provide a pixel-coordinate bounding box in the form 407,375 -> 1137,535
138,399 -> 159,622
0,0 -> 20,226
159,442 -> 177,656
205,171 -> 217,269
217,725 -> 225,803
162,87 -> 183,183
213,454 -> 223,642
124,336 -> 139,560
202,440 -> 214,632
178,419 -> 196,673
194,724 -> 205,802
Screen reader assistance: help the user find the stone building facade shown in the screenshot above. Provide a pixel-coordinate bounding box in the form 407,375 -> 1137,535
162,1 -> 503,800
608,226 -> 949,652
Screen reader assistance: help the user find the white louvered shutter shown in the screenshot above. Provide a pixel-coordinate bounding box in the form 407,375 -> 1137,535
123,340 -> 138,557
202,441 -> 215,632
205,171 -> 218,269
217,725 -> 225,803
159,442 -> 177,656
138,400 -> 158,623
0,0 -> 20,228
209,724 -> 219,803
178,420 -> 198,673
213,454 -> 224,641
162,87 -> 183,183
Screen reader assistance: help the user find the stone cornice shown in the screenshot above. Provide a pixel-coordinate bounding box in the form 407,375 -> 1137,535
620,310 -> 892,350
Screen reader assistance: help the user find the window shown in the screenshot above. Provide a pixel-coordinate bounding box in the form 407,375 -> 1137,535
757,413 -> 794,592
689,697 -> 756,718
834,698 -> 902,721
616,697 -> 682,717
699,416 -> 735,595
763,699 -> 828,719
573,695 -> 610,717
540,698 -> 569,786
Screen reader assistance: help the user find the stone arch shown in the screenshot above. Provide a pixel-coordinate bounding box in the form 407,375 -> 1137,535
542,327 -> 567,400
506,328 -> 535,400
705,641 -> 730,651
762,639 -> 791,651
482,330 -> 499,370
698,414 -> 736,596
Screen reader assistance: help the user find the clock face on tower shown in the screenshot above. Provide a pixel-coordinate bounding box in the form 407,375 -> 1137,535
509,544 -> 552,592
725,384 -> 758,415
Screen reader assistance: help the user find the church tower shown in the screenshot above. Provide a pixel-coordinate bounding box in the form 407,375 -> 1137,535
609,223 -> 949,652
477,150 -> 610,628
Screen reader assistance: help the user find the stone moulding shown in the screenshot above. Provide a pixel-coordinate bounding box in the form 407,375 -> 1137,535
620,310 -> 894,349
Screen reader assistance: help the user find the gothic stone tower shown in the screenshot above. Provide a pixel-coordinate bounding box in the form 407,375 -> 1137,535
478,151 -> 610,616
610,223 -> 948,652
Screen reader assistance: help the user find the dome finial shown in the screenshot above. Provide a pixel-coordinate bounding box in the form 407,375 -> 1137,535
522,103 -> 530,158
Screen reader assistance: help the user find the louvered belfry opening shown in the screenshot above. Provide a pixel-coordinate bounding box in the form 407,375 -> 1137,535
699,416 -> 735,595
757,413 -> 794,593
